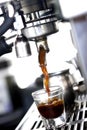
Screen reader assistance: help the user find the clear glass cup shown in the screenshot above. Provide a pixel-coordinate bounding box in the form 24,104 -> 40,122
32,86 -> 66,130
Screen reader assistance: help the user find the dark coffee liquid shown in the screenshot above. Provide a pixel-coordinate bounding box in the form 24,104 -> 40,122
38,45 -> 50,93
38,45 -> 64,119
38,97 -> 64,119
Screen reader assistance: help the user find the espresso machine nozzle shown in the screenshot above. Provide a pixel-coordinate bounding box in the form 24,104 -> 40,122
0,0 -> 61,57
35,37 -> 49,53
20,0 -> 59,56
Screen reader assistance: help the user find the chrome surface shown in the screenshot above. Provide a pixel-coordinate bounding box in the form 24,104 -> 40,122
15,35 -> 31,58
22,9 -> 59,39
22,20 -> 58,39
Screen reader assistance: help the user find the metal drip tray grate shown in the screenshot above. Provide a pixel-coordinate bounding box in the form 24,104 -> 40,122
65,101 -> 87,130
16,94 -> 87,130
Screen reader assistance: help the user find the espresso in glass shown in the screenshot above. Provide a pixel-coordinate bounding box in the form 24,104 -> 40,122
38,97 -> 64,119
32,87 -> 66,130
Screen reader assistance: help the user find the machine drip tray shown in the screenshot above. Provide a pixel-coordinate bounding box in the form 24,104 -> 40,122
15,93 -> 87,130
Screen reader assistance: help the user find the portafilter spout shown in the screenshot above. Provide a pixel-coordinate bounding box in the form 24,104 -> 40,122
35,37 -> 49,53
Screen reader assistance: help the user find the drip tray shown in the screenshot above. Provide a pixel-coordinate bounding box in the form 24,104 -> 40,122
15,94 -> 87,130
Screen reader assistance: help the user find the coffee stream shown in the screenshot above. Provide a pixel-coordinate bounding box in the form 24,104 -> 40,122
38,45 -> 50,93
38,45 -> 64,119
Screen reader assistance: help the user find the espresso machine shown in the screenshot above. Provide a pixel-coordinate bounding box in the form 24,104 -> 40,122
0,0 -> 86,85
0,0 -> 87,130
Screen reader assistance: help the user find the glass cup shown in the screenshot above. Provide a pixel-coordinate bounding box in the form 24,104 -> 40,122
32,86 -> 66,130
